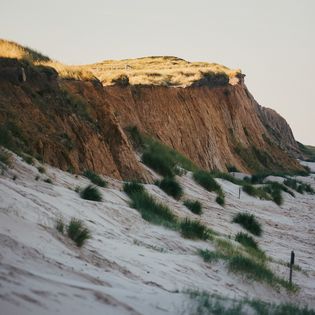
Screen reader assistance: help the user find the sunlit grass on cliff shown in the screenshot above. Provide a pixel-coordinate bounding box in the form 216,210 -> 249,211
85,56 -> 242,87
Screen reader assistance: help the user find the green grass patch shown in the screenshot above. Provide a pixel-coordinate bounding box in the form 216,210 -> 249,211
127,127 -> 198,177
156,177 -> 183,200
37,166 -> 46,173
242,184 -> 270,200
193,170 -> 222,193
284,178 -> 314,194
179,218 -> 210,240
0,148 -> 12,168
83,170 -> 107,187
55,218 -> 65,234
186,290 -> 312,315
193,170 -> 225,205
183,200 -> 202,215
235,232 -> 258,250
215,195 -> 225,206
80,185 -> 103,202
123,182 -> 177,228
211,170 -> 245,186
198,249 -> 227,263
232,212 -> 262,236
228,255 -> 295,291
67,218 -> 91,247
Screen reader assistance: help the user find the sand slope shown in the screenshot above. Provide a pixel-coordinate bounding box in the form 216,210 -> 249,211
0,154 -> 315,314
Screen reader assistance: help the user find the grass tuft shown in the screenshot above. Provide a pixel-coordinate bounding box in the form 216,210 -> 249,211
156,177 -> 183,200
135,130 -> 197,177
0,148 -> 12,168
37,166 -> 46,173
67,218 -> 91,247
83,170 -> 107,187
80,185 -> 103,201
284,178 -> 315,195
179,218 -> 209,240
183,200 -> 202,215
228,255 -> 295,290
123,182 -> 177,228
215,195 -> 225,206
232,212 -> 262,236
193,170 -> 222,193
198,249 -> 227,263
56,218 -> 65,234
235,232 -> 258,250
186,290 -> 311,315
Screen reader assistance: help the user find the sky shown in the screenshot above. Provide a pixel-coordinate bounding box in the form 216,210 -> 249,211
0,0 -> 314,145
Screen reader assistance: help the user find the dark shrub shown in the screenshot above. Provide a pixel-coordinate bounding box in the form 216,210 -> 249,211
37,166 -> 46,173
227,165 -> 239,173
124,182 -> 177,228
157,177 -> 183,200
80,185 -> 103,201
123,181 -> 145,195
198,249 -> 227,263
235,232 -> 258,250
142,151 -> 175,177
179,218 -> 209,240
216,195 -> 225,206
193,170 -> 222,193
67,218 -> 91,247
125,126 -> 145,150
243,184 -> 270,200
111,74 -> 129,87
0,149 -> 12,167
228,255 -> 274,284
184,200 -> 202,215
232,212 -> 262,236
84,170 -> 107,187
56,218 -> 65,234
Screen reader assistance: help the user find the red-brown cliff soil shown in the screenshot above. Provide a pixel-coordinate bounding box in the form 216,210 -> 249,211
0,58 -> 150,181
0,53 -> 304,180
104,83 -> 302,173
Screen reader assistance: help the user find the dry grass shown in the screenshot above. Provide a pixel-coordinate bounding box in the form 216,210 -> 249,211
84,56 -> 241,87
37,60 -> 97,81
0,39 -> 96,81
1,39 -> 241,86
0,39 -> 50,62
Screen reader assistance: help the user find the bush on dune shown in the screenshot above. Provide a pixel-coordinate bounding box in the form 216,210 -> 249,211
184,200 -> 202,215
80,185 -> 103,201
156,177 -> 183,200
232,212 -> 262,236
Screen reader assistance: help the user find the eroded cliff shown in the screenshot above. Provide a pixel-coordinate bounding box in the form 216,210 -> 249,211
0,41 -> 304,179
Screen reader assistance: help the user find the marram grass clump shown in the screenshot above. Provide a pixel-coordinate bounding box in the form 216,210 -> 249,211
232,212 -> 262,236
67,218 -> 91,247
156,177 -> 183,200
80,185 -> 103,201
83,170 -> 107,187
184,200 -> 202,215
179,218 -> 210,240
123,182 -> 177,229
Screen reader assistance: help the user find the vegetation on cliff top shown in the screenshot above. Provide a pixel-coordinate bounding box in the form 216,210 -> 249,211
0,40 -> 240,86
87,55 -> 241,87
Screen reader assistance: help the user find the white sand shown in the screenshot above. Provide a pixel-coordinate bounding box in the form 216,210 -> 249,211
0,153 -> 315,314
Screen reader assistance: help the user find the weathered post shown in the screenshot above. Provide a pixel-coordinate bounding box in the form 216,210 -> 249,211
239,187 -> 241,199
289,250 -> 295,285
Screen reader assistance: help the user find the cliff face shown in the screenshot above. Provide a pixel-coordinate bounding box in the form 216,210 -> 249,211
0,56 -> 303,180
104,84 -> 302,173
0,58 -> 150,181
256,104 -> 300,157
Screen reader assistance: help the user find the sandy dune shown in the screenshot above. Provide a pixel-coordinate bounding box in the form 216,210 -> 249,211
0,154 -> 314,314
